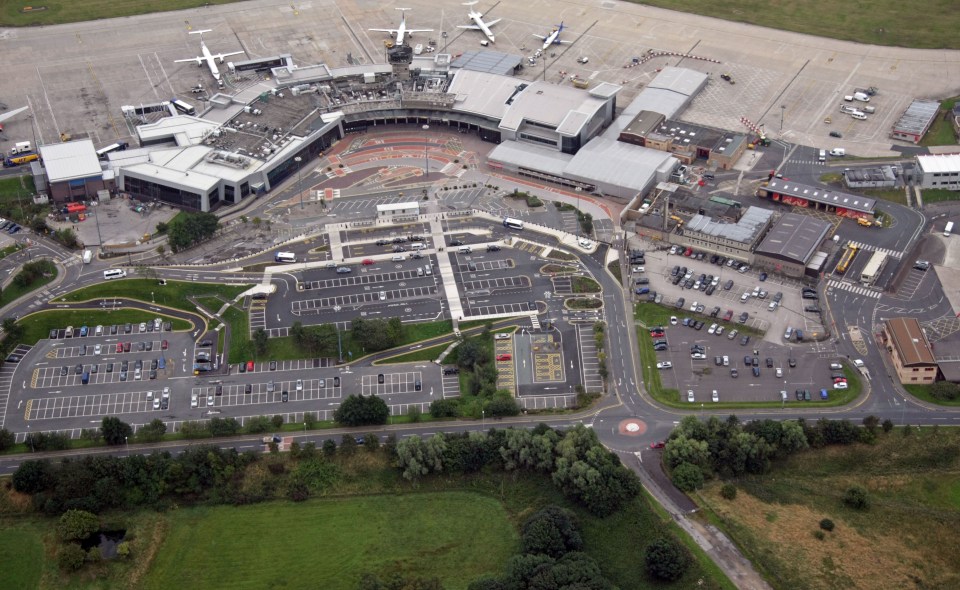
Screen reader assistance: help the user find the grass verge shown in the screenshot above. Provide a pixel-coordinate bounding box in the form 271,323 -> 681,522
572,276 -> 601,293
863,187 -> 909,206
377,341 -> 451,364
18,309 -> 191,345
606,260 -> 622,284
920,97 -> 959,146
904,383 -> 960,406
60,279 -> 251,312
0,523 -> 43,589
0,265 -> 57,308
0,0 -> 246,26
625,0 -> 960,49
920,189 -> 960,205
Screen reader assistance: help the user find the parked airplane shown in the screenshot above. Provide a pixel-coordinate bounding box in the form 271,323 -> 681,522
533,22 -> 570,51
0,106 -> 29,134
174,30 -> 244,87
369,8 -> 432,47
459,2 -> 500,44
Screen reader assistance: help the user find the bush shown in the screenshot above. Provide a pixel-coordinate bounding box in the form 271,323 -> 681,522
930,381 -> 960,401
116,541 -> 131,559
303,412 -> 317,429
644,537 -> 690,582
843,485 -> 870,510
245,416 -> 272,434
334,394 -> 390,427
720,483 -> 737,500
882,419 -> 894,433
323,439 -> 337,457
0,428 -> 16,451
671,462 -> 704,492
408,405 -> 422,423
271,415 -> 284,428
429,398 -> 460,418
58,543 -> 86,572
57,509 -> 100,541
814,530 -> 826,540
520,505 -> 583,558
819,518 -> 835,531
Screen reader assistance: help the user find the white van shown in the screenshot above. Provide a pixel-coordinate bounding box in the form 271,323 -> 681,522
103,269 -> 127,280
853,92 -> 870,102
391,254 -> 405,262
829,148 -> 846,157
458,245 -> 472,254
851,112 -> 867,120
818,150 -> 826,162
412,242 -> 426,251
82,250 -> 93,264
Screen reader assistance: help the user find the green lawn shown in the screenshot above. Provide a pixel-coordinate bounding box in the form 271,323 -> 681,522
606,260 -> 622,284
378,341 -> 451,364
920,97 -> 958,147
864,187 -> 910,206
0,525 -> 43,590
0,265 -> 57,308
920,189 -> 960,205
904,383 -> 960,406
627,0 -> 960,49
0,0 -> 246,26
18,309 -> 192,345
61,279 -> 251,312
143,493 -> 516,590
221,305 -> 251,363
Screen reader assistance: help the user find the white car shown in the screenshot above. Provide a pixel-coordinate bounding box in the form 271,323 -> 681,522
669,316 -> 678,326
715,326 -> 725,336
94,344 -> 102,355
207,393 -> 214,405
687,390 -> 695,402
691,352 -> 707,360
712,390 -> 719,402
146,391 -> 154,401
578,238 -> 593,248
853,359 -> 865,368
775,367 -> 783,378
379,291 -> 387,301
296,379 -> 304,391
633,266 -> 645,273
162,387 -> 170,399
740,292 -> 750,302
833,381 -> 849,390
153,398 -> 161,410
656,361 -> 673,370
711,277 -> 720,287
670,245 -> 679,255
707,323 -> 718,335
190,393 -> 198,408
722,355 -> 729,366
689,301 -> 699,312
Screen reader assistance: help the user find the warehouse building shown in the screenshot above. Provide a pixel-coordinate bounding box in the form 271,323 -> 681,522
891,99 -> 940,144
757,179 -> 876,219
915,154 -> 960,191
37,140 -> 114,202
753,213 -> 833,278
617,113 -> 748,170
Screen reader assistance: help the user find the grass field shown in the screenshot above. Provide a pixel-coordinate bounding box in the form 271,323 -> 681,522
61,279 -> 250,313
18,309 -> 192,345
904,383 -> 960,406
696,427 -> 960,589
0,0 -> 244,26
864,187 -> 909,206
142,493 -> 516,590
628,0 -> 960,49
0,264 -> 57,308
920,97 -> 959,147
0,524 -> 44,589
921,189 -> 960,205
378,341 -> 451,364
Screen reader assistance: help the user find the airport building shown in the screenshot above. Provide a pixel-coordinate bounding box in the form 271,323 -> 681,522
757,179 -> 876,219
752,213 -> 833,278
881,317 -> 938,385
617,113 -> 748,170
915,154 -> 960,191
843,166 -> 898,189
37,140 -> 114,202
891,99 -> 940,144
673,206 -> 774,263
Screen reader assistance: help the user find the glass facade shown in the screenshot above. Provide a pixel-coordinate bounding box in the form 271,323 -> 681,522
124,174 -> 203,211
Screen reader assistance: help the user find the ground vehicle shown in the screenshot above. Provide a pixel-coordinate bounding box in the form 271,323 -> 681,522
95,141 -> 129,159
853,91 -> 870,102
656,362 -> 672,369
860,251 -> 887,286
829,131 -> 842,138
650,441 -> 666,449
10,141 -> 31,154
274,251 -> 297,263
830,148 -> 845,156
789,358 -> 797,368
3,152 -> 39,167
377,373 -> 385,384
836,244 -> 858,274
336,267 -> 352,274
82,250 -> 93,264
503,217 -> 524,230
245,384 -> 252,394
914,260 -> 930,271
818,150 -> 826,162
496,354 -> 512,361
687,390 -> 695,402
296,379 -> 303,391
170,98 -> 196,115
247,360 -> 254,372
945,221 -> 954,237
458,245 -> 472,254
103,269 -> 127,280
712,390 -> 719,402
784,327 -> 794,340
851,112 -> 867,120
486,244 -> 501,252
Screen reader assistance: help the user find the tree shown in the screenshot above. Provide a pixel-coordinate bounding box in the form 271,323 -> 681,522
58,543 -> 86,572
364,433 -> 381,451
156,244 -> 166,257
253,328 -> 269,356
644,537 -> 690,581
520,505 -> 583,558
930,381 -> 960,401
101,416 -> 133,446
166,211 -> 220,252
0,427 -> 14,451
54,227 -> 79,249
339,434 -> 358,457
395,434 -> 447,481
323,439 -> 337,457
12,460 -> 52,494
844,485 -> 870,510
334,394 -> 390,427
430,398 -> 460,418
155,221 -> 169,234
136,419 -> 167,443
670,462 -> 704,492
457,338 -> 489,368
663,434 -> 710,469
56,509 -> 100,541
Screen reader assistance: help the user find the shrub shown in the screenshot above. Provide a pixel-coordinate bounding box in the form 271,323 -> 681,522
819,518 -> 835,531
814,530 -> 826,540
271,415 -> 284,428
644,537 -> 690,582
720,483 -> 737,500
429,398 -> 460,418
408,405 -> 422,423
671,462 -> 704,492
58,543 -> 86,571
57,509 -> 99,541
843,485 -> 870,510
116,542 -> 131,559
520,505 -> 583,558
303,412 -> 317,429
882,419 -> 894,433
323,439 -> 337,456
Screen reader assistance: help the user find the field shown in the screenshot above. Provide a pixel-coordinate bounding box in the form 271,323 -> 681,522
629,0 -> 960,49
696,427 -> 960,589
0,0 -> 245,26
61,279 -> 250,313
17,309 -> 192,345
143,493 -> 516,590
0,523 -> 44,589
0,264 -> 57,308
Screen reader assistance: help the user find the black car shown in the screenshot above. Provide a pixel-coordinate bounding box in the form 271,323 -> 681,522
788,358 -> 797,368
163,322 -> 171,332
334,376 -> 341,387
149,369 -> 157,380
743,355 -> 752,365
802,292 -> 819,300
269,360 -> 277,371
796,389 -> 804,401
282,391 -> 289,402
705,285 -> 716,296
150,359 -> 159,370
124,323 -> 132,334
450,239 -> 464,246
60,366 -> 68,376
829,131 -> 842,138
675,298 -> 685,309
376,239 -> 388,246
245,384 -> 252,394
766,357 -> 774,368
137,342 -> 146,352
723,280 -> 734,291
75,364 -> 83,374
443,367 -> 459,375
672,275 -> 683,285
671,266 -> 681,277
739,312 -> 749,323
752,366 -> 761,377
106,363 -> 113,373
804,305 -> 821,313
110,325 -> 118,335
710,307 -> 720,317
694,321 -> 704,330
135,359 -> 143,370
121,360 -> 129,371
486,244 -> 501,252
239,362 -> 246,373
199,339 -> 213,347
145,341 -> 154,351
741,335 -> 751,346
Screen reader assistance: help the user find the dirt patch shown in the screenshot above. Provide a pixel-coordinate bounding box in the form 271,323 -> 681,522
701,483 -> 957,589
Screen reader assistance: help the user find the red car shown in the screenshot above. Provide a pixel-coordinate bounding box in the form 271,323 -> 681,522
496,354 -> 512,361
247,360 -> 254,372
650,330 -> 665,338
722,310 -> 734,322
650,441 -> 666,449
116,343 -> 123,353
161,339 -> 168,350
834,377 -> 847,384
123,342 -> 131,352
361,259 -> 375,266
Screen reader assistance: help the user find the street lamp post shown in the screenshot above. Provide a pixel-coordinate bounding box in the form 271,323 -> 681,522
151,291 -> 155,304
295,156 -> 304,209
780,104 -> 786,133
422,124 -> 430,179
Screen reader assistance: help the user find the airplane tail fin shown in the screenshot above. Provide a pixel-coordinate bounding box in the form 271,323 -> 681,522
462,1 -> 478,5
557,22 -> 564,31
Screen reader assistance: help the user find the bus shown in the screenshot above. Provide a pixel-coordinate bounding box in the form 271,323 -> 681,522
274,252 -> 297,263
836,244 -> 858,275
860,251 -> 887,286
503,217 -> 524,230
103,269 -> 127,280
945,221 -> 954,237
170,98 -> 196,116
96,141 -> 129,159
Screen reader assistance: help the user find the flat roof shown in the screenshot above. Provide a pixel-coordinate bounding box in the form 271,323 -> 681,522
487,141 -> 572,177
937,360 -> 960,382
564,137 -> 674,193
685,206 -> 772,244
137,115 -> 220,147
917,154 -> 960,174
122,162 -> 219,192
754,212 -> 832,264
646,66 -> 709,97
843,166 -> 897,183
894,99 -> 940,135
499,80 -> 607,134
376,202 -> 420,212
39,139 -> 102,183
764,179 -> 876,213
886,317 -> 936,366
450,50 -> 521,76
448,70 -> 525,120
620,111 -> 664,137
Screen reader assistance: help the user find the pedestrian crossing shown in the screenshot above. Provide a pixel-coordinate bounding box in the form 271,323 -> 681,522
827,279 -> 881,299
530,314 -> 541,330
845,241 -> 902,260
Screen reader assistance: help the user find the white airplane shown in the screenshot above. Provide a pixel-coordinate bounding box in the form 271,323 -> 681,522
459,2 -> 500,44
533,22 -> 571,51
0,106 -> 29,133
174,30 -> 244,86
369,8 -> 432,47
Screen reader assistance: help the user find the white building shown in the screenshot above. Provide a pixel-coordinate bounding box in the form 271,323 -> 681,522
376,201 -> 420,220
916,154 -> 960,190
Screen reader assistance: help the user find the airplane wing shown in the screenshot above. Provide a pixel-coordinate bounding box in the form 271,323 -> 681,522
174,57 -> 203,64
0,106 -> 29,125
457,25 -> 481,29
369,28 -> 399,34
486,19 -> 502,26
213,51 -> 244,61
532,34 -> 547,39
406,29 -> 433,33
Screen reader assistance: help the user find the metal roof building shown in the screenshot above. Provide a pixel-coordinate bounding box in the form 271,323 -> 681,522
38,139 -> 114,202
754,213 -> 832,265
883,317 -> 938,384
448,70 -> 526,121
916,154 -> 960,190
891,99 -> 940,144
603,67 -> 708,139
685,206 -> 772,246
843,166 -> 898,189
450,50 -> 522,76
563,137 -> 676,197
760,179 -> 876,215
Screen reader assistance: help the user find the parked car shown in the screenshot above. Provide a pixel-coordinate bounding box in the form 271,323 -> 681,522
656,361 -> 673,369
